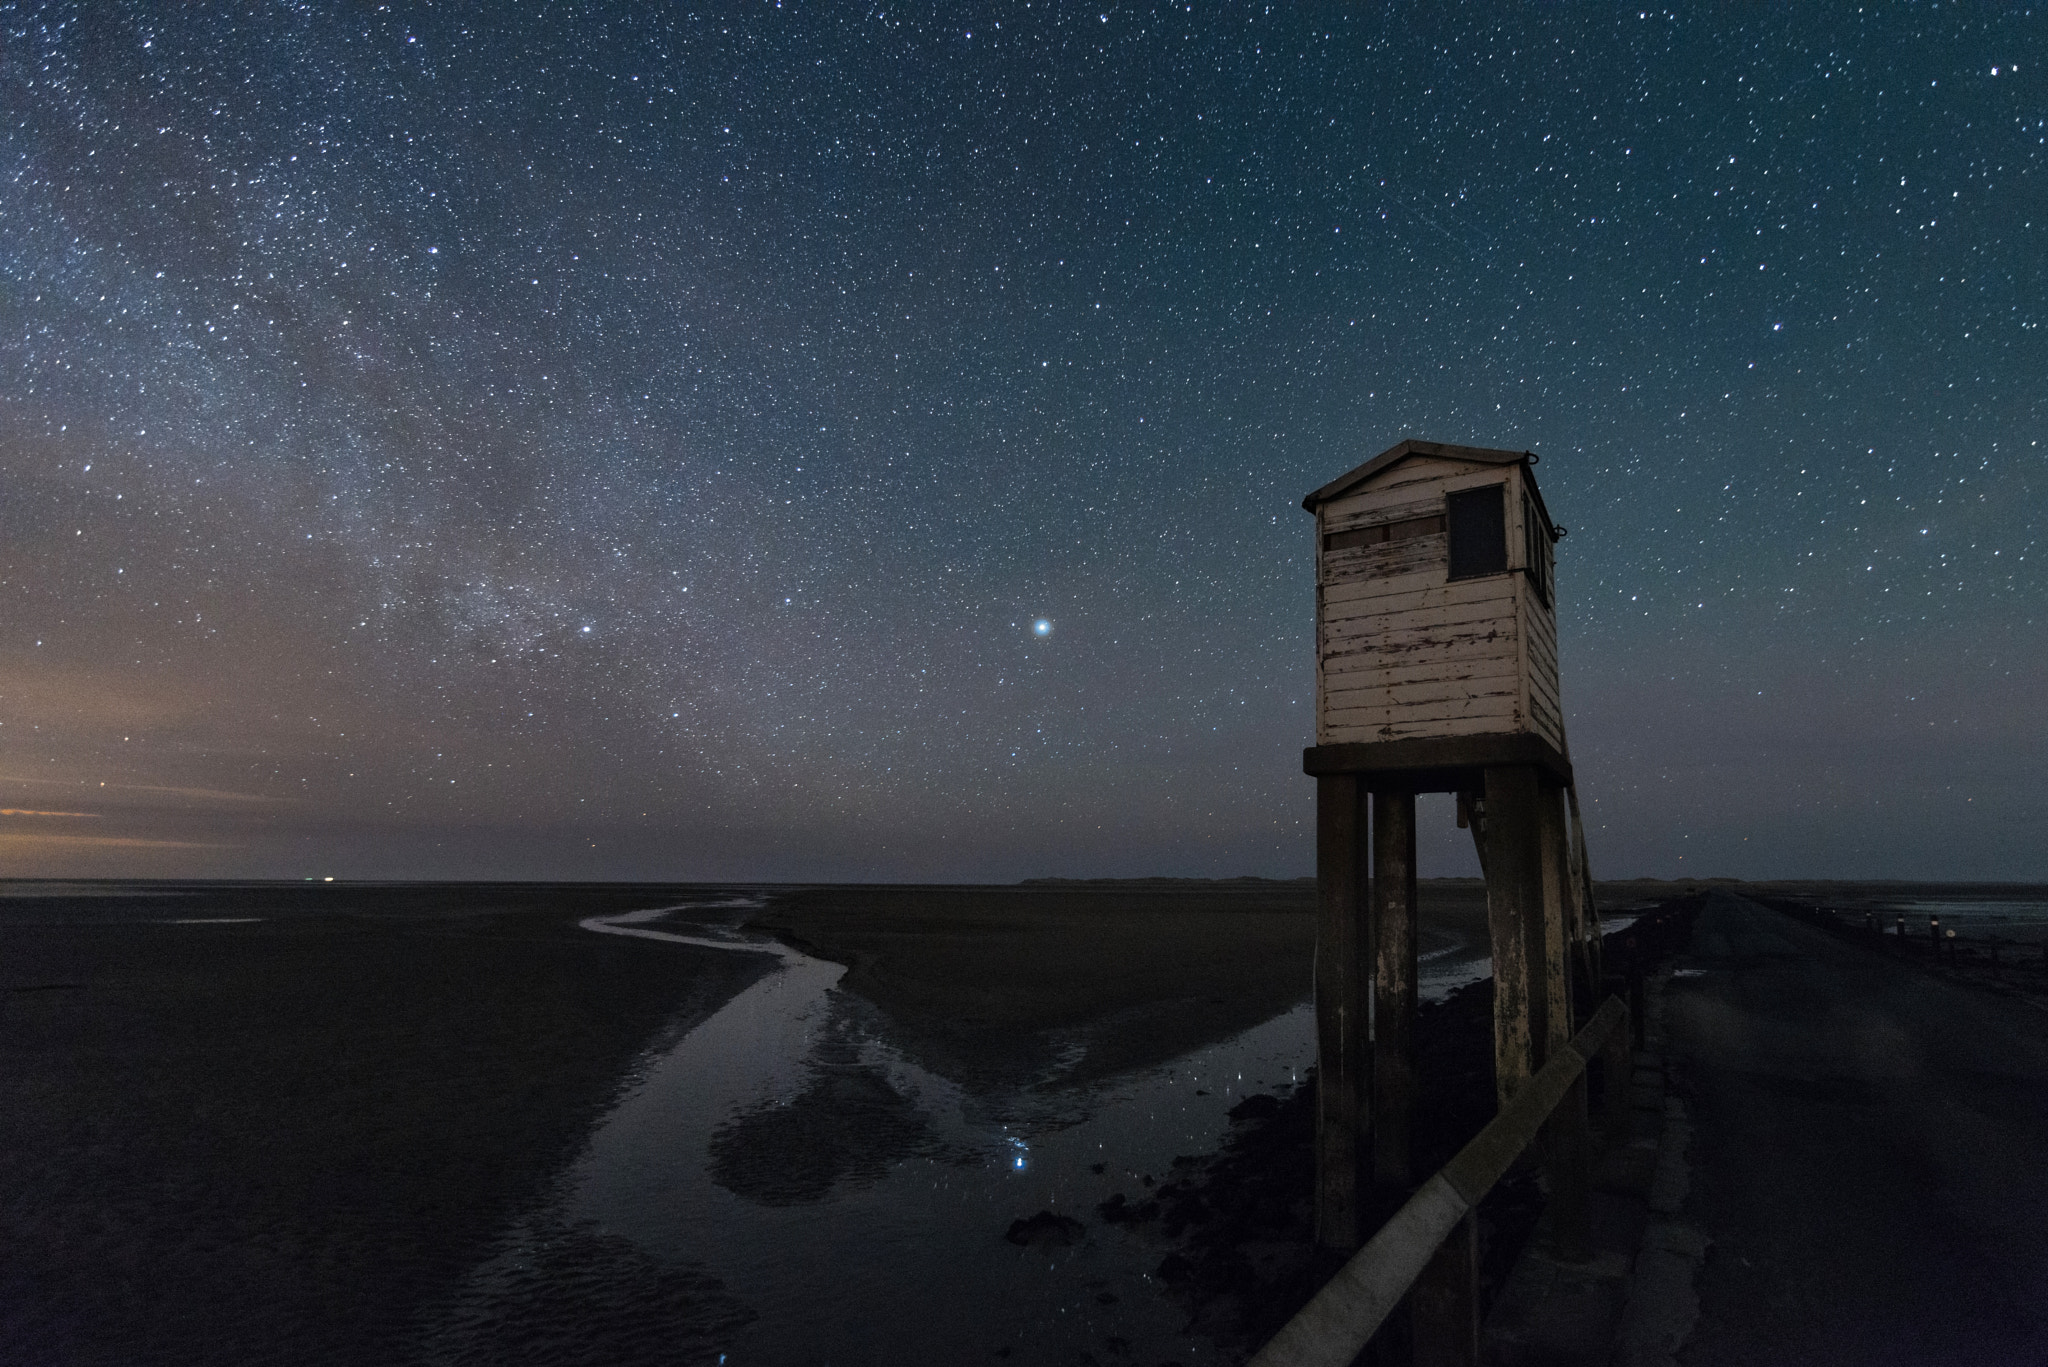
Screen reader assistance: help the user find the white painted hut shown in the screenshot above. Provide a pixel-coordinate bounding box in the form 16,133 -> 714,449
1302,439 -> 1564,754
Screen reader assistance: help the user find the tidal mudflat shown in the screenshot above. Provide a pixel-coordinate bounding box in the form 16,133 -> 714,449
0,883 -> 777,1366
0,877 -> 1515,1365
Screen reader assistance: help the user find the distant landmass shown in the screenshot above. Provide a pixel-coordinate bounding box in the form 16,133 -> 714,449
1019,875 -> 1316,886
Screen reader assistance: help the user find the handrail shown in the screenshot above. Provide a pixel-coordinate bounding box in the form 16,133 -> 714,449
1247,995 -> 1631,1367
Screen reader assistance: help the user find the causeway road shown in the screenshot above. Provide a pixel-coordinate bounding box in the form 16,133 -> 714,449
1660,890 -> 2048,1365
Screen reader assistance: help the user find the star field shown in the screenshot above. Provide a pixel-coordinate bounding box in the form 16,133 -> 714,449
3,4 -> 2043,879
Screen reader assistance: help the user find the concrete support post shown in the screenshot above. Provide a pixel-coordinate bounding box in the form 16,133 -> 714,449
1482,764 -> 1546,1106
1372,787 -> 1420,1194
1315,772 -> 1370,1253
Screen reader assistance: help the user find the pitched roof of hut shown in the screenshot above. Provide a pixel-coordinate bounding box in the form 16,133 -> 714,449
1301,438 -> 1559,535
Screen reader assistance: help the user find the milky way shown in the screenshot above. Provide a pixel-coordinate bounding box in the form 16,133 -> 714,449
3,5 -> 2042,880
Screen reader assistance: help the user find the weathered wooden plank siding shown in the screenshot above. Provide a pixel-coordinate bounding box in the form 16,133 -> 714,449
1322,635 -> 1516,677
1322,493 -> 1443,534
1319,563 -> 1464,603
1323,572 -> 1515,617
1322,583 -> 1522,743
1320,634 -> 1517,676
1323,653 -> 1520,698
1526,648 -> 1560,717
1524,596 -> 1563,749
1322,616 -> 1515,662
1320,655 -> 1523,736
1510,573 -> 1533,742
1313,453 -> 1561,748
1325,700 -> 1521,733
1318,575 -> 1517,617
1326,677 -> 1521,712
1526,613 -> 1558,691
1324,650 -> 1518,699
1327,664 -> 1517,706
1323,588 -> 1518,638
1320,617 -> 1521,740
1320,534 -> 1445,584
1322,709 -> 1525,744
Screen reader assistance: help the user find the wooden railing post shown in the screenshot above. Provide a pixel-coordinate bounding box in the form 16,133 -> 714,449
1545,1073 -> 1593,1262
1250,999 -> 1628,1367
1599,1001 -> 1633,1145
1408,1211 -> 1479,1367
1626,931 -> 1645,1051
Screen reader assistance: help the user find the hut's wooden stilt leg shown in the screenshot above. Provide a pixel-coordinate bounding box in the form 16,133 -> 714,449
1537,783 -> 1574,1048
1372,787 -> 1419,1195
1315,772 -> 1369,1252
1482,764 -> 1545,1105
1566,784 -> 1602,988
1536,779 -> 1594,1259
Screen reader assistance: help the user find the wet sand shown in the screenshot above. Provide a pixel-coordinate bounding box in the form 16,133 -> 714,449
749,879 -> 1320,1088
745,878 -> 1667,1091
0,883 -> 775,1367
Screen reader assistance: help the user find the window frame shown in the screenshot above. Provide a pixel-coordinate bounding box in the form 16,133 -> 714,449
1445,483 -> 1509,582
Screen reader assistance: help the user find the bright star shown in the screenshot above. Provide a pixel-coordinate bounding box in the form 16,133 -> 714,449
1033,619 -> 1051,636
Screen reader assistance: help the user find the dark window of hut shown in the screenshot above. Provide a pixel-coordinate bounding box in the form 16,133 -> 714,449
1446,485 -> 1507,580
1322,513 -> 1444,555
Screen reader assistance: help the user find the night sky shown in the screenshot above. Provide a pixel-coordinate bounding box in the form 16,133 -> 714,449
3,5 -> 2042,882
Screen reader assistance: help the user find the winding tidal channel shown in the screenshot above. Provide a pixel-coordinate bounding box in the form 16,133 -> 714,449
409,894 -> 1320,1365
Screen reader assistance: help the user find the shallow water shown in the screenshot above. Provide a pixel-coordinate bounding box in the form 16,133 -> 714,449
1419,923 -> 1492,1004
1869,899 -> 2048,944
418,894 -> 1329,1366
1880,899 -> 2048,923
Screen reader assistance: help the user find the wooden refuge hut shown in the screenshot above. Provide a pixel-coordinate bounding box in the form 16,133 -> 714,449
1298,438 -> 1596,1262
1303,438 -> 1564,756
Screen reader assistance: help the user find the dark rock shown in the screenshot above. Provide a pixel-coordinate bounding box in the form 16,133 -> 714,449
1227,1092 -> 1282,1122
1005,1210 -> 1086,1247
1096,1192 -> 1160,1226
709,1058 -> 932,1207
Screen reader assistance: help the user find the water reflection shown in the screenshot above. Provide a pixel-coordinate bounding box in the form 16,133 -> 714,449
424,895 -> 1396,1365
563,898 -> 1239,1363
